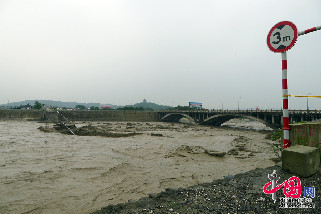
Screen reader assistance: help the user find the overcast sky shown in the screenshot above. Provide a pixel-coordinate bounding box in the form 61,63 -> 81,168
1,0 -> 320,109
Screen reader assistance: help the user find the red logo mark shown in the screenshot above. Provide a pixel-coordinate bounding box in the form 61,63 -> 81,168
263,176 -> 301,198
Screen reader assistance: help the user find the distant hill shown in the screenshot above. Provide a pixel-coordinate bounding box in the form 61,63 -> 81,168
1,100 -> 109,108
125,99 -> 171,110
0,99 -> 171,110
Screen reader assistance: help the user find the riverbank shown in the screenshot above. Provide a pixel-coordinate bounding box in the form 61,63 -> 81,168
93,164 -> 320,213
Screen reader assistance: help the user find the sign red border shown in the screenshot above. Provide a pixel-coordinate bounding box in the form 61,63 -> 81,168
267,21 -> 298,53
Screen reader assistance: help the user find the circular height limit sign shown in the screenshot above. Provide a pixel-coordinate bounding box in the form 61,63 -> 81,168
267,21 -> 298,53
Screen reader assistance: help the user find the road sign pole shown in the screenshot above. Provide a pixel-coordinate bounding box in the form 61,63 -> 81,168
281,52 -> 290,148
298,26 -> 321,36
267,22 -> 320,149
284,24 -> 320,149
267,21 -> 298,149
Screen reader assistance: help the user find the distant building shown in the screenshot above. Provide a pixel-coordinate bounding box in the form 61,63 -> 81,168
42,105 -> 54,111
22,103 -> 33,109
101,105 -> 111,109
143,99 -> 147,103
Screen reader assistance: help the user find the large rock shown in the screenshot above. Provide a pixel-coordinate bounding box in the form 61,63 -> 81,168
282,145 -> 320,177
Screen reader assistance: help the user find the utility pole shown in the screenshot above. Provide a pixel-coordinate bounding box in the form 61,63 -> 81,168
307,93 -> 311,111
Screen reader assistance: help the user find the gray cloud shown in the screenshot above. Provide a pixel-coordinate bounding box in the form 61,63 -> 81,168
1,0 -> 321,109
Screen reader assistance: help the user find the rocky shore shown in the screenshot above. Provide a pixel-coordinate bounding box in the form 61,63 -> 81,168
93,164 -> 320,214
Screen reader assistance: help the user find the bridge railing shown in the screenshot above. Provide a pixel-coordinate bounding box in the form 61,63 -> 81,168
158,109 -> 321,115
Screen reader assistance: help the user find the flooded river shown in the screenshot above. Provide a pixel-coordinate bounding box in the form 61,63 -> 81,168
0,120 -> 278,214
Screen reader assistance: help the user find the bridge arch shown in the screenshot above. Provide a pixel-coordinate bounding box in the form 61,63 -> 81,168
161,113 -> 195,124
201,114 -> 270,128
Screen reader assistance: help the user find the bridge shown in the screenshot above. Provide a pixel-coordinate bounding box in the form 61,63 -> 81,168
158,109 -> 321,128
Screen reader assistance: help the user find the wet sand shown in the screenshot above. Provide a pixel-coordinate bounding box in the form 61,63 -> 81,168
0,120 -> 279,214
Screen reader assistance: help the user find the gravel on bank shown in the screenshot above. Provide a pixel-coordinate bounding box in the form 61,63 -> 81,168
92,164 -> 320,214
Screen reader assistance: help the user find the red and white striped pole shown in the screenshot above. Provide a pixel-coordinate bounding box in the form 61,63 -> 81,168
282,25 -> 320,149
282,52 -> 290,148
267,22 -> 320,149
298,26 -> 321,36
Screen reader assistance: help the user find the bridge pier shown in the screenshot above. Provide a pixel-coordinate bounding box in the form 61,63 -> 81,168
272,115 -> 275,125
264,114 -> 267,122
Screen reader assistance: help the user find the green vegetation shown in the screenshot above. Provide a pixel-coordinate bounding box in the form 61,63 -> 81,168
127,100 -> 170,110
90,106 -> 100,110
3,99 -> 174,111
117,106 -> 145,111
120,99 -> 173,111
266,129 -> 282,141
101,108 -> 113,110
75,105 -> 87,110
4,100 -> 102,109
33,101 -> 43,109
296,121 -> 307,124
271,129 -> 282,141
168,105 -> 192,110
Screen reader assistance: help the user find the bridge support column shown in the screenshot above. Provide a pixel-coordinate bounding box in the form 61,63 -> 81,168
301,115 -> 304,122
290,116 -> 293,124
264,114 -> 267,122
272,115 -> 275,125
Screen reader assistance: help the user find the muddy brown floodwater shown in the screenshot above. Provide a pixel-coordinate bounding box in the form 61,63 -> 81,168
0,120 -> 279,214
